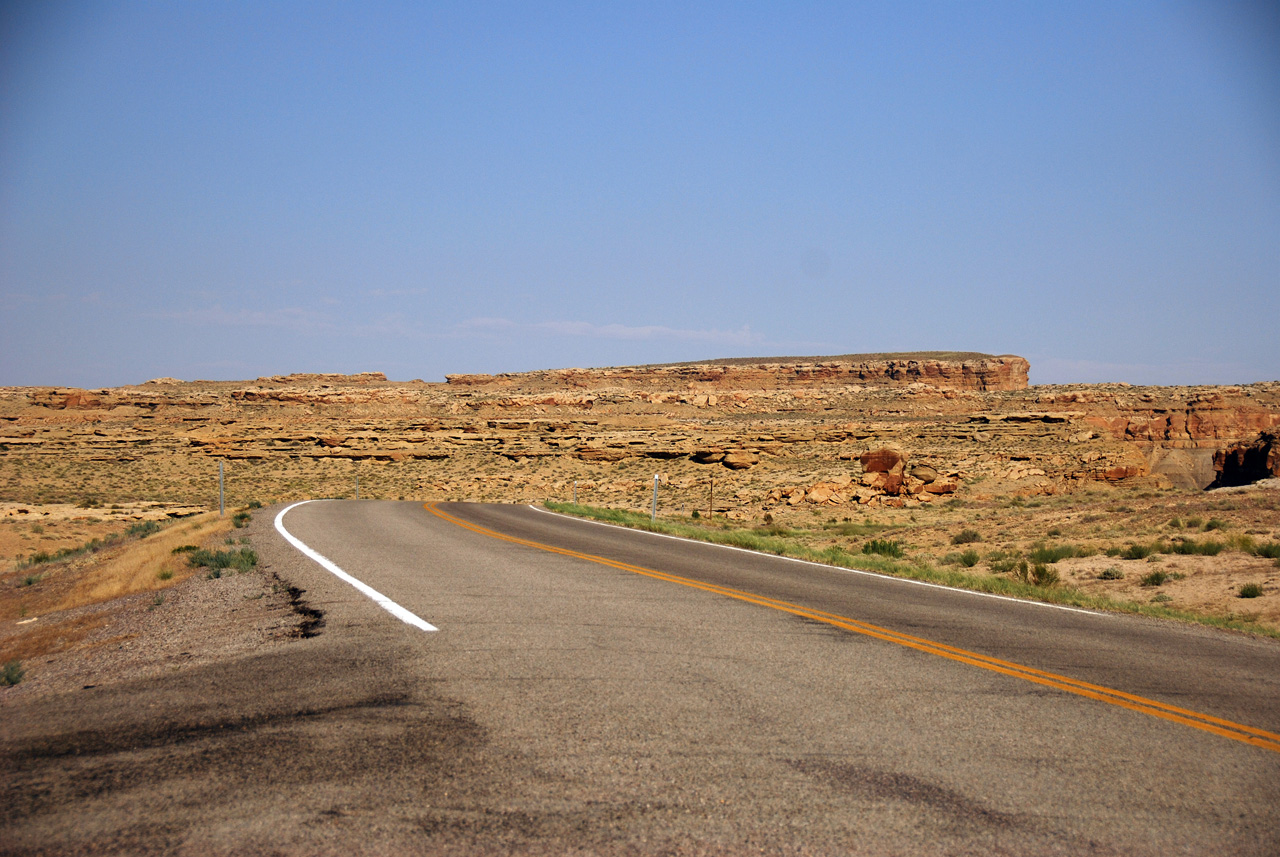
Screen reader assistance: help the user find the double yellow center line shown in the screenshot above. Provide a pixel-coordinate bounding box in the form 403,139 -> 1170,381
426,502 -> 1280,754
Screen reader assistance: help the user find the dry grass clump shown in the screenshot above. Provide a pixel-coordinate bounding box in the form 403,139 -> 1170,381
56,513 -> 232,610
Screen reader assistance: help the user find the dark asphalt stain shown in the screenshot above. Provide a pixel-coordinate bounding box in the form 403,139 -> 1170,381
787,758 -> 1025,833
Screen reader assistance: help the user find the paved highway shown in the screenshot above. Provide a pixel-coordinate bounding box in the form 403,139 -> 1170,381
5,499 -> 1279,855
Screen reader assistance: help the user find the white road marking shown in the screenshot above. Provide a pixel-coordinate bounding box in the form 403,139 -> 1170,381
529,504 -> 1105,617
275,500 -> 437,632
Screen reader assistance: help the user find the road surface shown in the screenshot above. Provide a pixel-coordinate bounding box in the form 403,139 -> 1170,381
4,500 -> 1279,856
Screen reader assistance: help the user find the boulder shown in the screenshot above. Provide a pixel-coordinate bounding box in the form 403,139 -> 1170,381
722,450 -> 759,470
860,447 -> 906,474
806,486 -> 833,504
909,465 -> 938,483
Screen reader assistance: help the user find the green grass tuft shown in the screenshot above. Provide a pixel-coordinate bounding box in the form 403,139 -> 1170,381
1,661 -> 24,687
1029,543 -> 1077,564
125,520 -> 162,538
1239,583 -> 1264,599
1254,542 -> 1280,560
862,539 -> 905,558
1140,570 -> 1168,587
186,546 -> 257,573
943,549 -> 981,568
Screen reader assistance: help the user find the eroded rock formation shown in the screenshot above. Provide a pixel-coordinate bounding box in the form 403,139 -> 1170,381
1,359 -> 1276,514
1211,432 -> 1280,488
447,353 -> 1031,392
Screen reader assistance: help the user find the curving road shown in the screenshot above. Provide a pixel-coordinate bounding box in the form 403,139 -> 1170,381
5,499 -> 1280,855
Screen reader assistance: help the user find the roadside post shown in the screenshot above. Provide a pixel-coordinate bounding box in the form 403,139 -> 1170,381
652,473 -> 660,521
573,480 -> 577,504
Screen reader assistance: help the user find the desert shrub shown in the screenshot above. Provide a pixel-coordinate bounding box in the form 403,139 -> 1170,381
156,568 -> 173,581
1151,593 -> 1172,603
951,529 -> 982,545
232,511 -> 251,528
1029,544 -> 1077,564
1009,560 -> 1058,587
1,661 -> 23,686
1169,538 -> 1225,556
862,539 -> 904,558
1098,567 -> 1124,580
1252,542 -> 1280,560
126,520 -> 161,538
1031,564 -> 1059,586
1227,534 -> 1257,553
1168,517 -> 1183,529
1203,518 -> 1228,531
18,535 -> 112,568
1238,583 -> 1264,598
1185,516 -> 1203,529
1123,543 -> 1156,561
172,544 -> 197,554
247,500 -> 263,509
1046,526 -> 1062,537
987,550 -> 1020,574
1140,570 -> 1168,587
186,546 -> 257,573
943,550 -> 981,568
691,510 -> 700,519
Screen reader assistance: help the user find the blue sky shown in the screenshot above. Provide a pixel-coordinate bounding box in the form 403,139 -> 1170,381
2,2 -> 1277,387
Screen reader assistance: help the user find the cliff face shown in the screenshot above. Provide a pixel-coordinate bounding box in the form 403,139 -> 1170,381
1,360 -> 1277,513
1212,432 -> 1280,488
447,354 -> 1031,393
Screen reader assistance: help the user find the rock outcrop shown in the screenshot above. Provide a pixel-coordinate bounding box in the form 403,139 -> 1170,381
1211,432 -> 1280,488
448,353 -> 1031,392
1,358 -> 1276,513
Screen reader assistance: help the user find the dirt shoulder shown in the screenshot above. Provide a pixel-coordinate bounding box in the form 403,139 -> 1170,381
0,509 -> 314,704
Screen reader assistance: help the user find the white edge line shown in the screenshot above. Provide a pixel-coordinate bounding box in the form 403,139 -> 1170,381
528,504 -> 1105,617
275,500 -> 437,632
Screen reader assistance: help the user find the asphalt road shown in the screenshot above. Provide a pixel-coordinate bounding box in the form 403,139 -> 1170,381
4,500 -> 1279,856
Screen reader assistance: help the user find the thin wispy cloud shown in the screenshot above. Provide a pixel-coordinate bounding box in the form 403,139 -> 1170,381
368,287 -> 437,298
456,318 -> 763,346
155,306 -> 335,334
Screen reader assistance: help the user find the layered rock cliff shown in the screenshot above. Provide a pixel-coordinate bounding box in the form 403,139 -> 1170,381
1,356 -> 1276,514
446,352 -> 1030,393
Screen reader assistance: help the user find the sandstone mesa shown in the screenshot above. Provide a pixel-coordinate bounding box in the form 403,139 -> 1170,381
1,352 -> 1277,514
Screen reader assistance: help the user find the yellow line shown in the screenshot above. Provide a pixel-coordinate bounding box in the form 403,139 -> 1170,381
425,503 -> 1280,754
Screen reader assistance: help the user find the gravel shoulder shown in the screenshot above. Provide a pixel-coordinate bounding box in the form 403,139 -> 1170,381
0,516 -> 312,704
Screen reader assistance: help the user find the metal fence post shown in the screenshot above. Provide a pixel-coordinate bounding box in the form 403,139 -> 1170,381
652,474 -> 659,521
